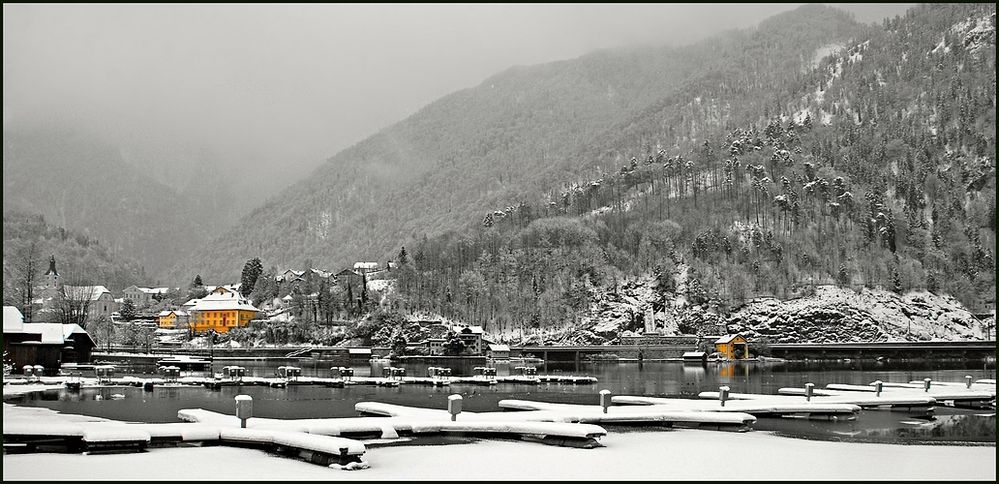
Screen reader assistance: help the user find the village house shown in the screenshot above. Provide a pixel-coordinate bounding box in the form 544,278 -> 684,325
426,337 -> 446,355
62,285 -> 117,322
486,344 -> 510,359
3,306 -> 96,371
188,291 -> 260,334
352,261 -> 379,274
204,284 -> 241,296
452,324 -> 485,355
122,285 -> 170,307
157,310 -> 189,329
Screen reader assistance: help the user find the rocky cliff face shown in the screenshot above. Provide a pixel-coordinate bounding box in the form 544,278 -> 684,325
500,282 -> 987,345
726,286 -> 986,343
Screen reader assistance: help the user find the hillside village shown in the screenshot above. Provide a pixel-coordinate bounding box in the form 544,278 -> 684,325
7,254 -> 513,358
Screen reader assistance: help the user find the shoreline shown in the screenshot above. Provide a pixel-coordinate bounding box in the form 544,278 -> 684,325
3,428 -> 995,481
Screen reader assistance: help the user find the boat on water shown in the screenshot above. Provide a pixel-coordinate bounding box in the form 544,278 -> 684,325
156,355 -> 212,371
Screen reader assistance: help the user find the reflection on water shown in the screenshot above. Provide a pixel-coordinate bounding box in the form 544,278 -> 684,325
10,359 -> 995,445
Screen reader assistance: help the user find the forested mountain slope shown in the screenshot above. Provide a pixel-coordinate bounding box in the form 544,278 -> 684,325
2,209 -> 150,317
385,3 -> 995,341
2,128 -> 219,277
175,4 -> 870,282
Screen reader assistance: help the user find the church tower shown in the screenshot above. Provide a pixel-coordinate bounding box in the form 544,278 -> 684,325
43,254 -> 60,296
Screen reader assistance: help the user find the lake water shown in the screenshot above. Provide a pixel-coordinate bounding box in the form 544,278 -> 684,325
9,359 -> 996,445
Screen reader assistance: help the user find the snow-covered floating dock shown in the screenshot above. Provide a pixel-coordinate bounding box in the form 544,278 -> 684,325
2,404 -> 366,466
5,371 -> 597,391
611,394 -> 860,419
347,399 -> 754,431
699,389 -> 936,411
180,406 -> 608,449
490,400 -> 756,430
820,382 -> 995,407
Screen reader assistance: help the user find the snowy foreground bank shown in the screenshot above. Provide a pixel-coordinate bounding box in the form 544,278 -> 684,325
4,429 -> 995,481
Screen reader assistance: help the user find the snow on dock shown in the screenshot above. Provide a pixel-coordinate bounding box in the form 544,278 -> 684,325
179,406 -> 607,447
352,401 -> 753,430
3,403 -> 365,464
613,394 -> 860,418
218,427 -> 365,462
493,400 -> 757,429
4,370 -> 598,392
823,383 -> 994,404
776,387 -> 937,409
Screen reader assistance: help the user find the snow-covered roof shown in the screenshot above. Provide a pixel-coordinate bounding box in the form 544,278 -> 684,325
487,344 -> 510,352
3,318 -> 96,347
182,298 -> 199,307
204,284 -> 240,294
192,293 -> 259,313
453,325 -> 484,335
158,310 -> 187,317
715,334 -> 744,344
348,348 -> 372,355
353,262 -> 378,270
63,285 -> 112,301
4,306 -> 25,332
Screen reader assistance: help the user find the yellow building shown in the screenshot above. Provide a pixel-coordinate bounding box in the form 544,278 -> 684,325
189,292 -> 259,334
714,334 -> 749,360
157,310 -> 188,329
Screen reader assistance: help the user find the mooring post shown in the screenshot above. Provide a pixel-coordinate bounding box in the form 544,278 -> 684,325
599,389 -> 612,413
448,394 -> 462,421
965,375 -> 973,389
874,380 -> 883,397
805,382 -> 814,402
235,395 -> 253,429
719,386 -> 730,407
923,377 -> 931,392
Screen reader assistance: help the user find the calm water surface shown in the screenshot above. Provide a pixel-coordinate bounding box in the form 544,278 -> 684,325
11,359 -> 996,445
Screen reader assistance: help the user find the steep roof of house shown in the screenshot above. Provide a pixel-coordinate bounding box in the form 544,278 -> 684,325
715,334 -> 744,344
2,312 -> 96,347
63,285 -> 112,301
192,293 -> 259,312
4,306 -> 25,332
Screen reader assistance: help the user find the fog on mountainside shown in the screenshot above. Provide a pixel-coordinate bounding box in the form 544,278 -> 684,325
4,3 -> 917,286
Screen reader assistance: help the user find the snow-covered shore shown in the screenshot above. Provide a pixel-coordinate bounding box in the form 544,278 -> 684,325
4,429 -> 994,481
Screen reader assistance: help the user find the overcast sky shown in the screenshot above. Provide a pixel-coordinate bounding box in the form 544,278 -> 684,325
3,3 -> 912,191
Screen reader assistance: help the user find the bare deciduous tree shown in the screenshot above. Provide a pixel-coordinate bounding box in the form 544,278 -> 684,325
2,241 -> 40,324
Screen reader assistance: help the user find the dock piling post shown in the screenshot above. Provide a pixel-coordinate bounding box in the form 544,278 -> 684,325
235,395 -> 253,429
719,386 -> 730,407
599,389 -> 612,413
874,380 -> 883,397
923,378 -> 931,392
965,375 -> 973,389
805,383 -> 814,402
448,394 -> 462,421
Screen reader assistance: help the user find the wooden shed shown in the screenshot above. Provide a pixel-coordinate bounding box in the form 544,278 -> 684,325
714,334 -> 749,360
